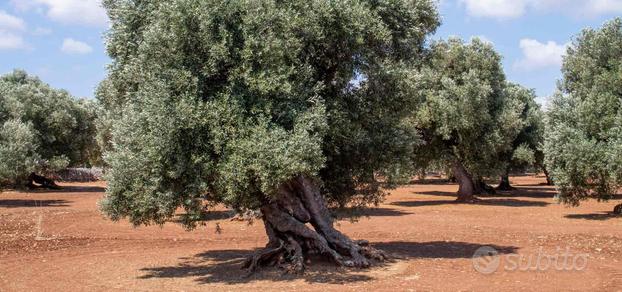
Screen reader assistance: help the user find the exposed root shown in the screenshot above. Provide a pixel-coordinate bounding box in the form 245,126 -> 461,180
357,240 -> 389,262
243,175 -> 388,275
242,241 -> 285,276
282,235 -> 305,274
614,204 -> 622,215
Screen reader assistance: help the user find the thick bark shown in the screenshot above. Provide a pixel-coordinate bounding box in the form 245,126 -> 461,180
26,173 -> 61,190
243,175 -> 387,275
614,204 -> 622,215
496,169 -> 515,191
542,167 -> 553,186
452,161 -> 479,202
496,175 -> 514,191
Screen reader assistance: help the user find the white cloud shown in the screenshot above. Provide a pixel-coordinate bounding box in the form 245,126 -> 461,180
12,0 -> 108,27
61,38 -> 93,54
586,0 -> 622,14
10,0 -> 38,12
459,0 -> 622,19
459,0 -> 527,19
0,11 -> 28,50
32,27 -> 52,36
0,10 -> 26,31
514,39 -> 568,71
0,31 -> 27,50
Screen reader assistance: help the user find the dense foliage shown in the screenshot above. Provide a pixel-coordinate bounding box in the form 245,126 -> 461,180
496,83 -> 545,189
410,38 -> 525,198
98,0 -> 440,227
545,18 -> 622,210
0,70 -> 100,186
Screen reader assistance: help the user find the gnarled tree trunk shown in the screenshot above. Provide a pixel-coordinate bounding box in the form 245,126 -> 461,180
243,175 -> 387,275
452,160 -> 479,203
497,175 -> 514,191
542,167 -> 553,186
496,169 -> 515,191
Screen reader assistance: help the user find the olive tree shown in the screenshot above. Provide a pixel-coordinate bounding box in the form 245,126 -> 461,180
0,70 -> 100,187
410,38 -> 524,202
0,119 -> 39,185
545,18 -> 622,214
98,0 -> 439,273
496,84 -> 544,190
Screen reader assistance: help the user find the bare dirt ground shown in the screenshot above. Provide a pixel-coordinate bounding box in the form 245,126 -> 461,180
1,175 -> 621,291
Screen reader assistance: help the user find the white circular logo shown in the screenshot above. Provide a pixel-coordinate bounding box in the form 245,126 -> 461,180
473,246 -> 500,274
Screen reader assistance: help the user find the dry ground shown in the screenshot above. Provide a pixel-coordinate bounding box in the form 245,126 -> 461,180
1,175 -> 621,291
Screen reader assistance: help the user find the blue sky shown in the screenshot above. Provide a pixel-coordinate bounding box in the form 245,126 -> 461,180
1,0 -> 621,105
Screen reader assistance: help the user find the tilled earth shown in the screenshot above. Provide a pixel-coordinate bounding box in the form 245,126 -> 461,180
1,176 -> 621,291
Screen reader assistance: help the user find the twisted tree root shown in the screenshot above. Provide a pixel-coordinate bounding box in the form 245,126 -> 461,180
242,175 -> 389,275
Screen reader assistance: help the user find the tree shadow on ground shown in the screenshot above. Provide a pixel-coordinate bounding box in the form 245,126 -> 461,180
38,186 -> 106,193
4,185 -> 106,194
139,249 -> 374,285
520,183 -> 554,187
391,200 -> 458,207
138,241 -> 518,285
475,199 -> 550,207
333,207 -> 413,219
508,187 -> 557,198
565,212 -> 621,221
409,178 -> 455,185
0,199 -> 71,208
375,241 -> 518,259
414,191 -> 457,197
413,186 -> 558,199
393,195 -> 550,208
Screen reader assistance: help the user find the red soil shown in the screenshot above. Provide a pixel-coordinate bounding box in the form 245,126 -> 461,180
1,175 -> 621,291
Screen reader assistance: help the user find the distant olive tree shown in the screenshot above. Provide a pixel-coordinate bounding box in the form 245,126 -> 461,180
496,84 -> 545,190
98,0 -> 439,273
0,119 -> 39,185
0,70 -> 100,188
545,18 -> 622,214
410,38 -> 525,202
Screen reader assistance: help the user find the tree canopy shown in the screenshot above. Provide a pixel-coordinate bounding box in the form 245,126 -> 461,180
0,70 -> 100,186
409,38 -> 525,200
98,0 -> 439,272
496,83 -> 544,190
99,0 -> 439,225
544,18 -> 622,213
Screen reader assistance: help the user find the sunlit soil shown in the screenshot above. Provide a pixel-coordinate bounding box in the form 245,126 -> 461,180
1,175 -> 621,291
